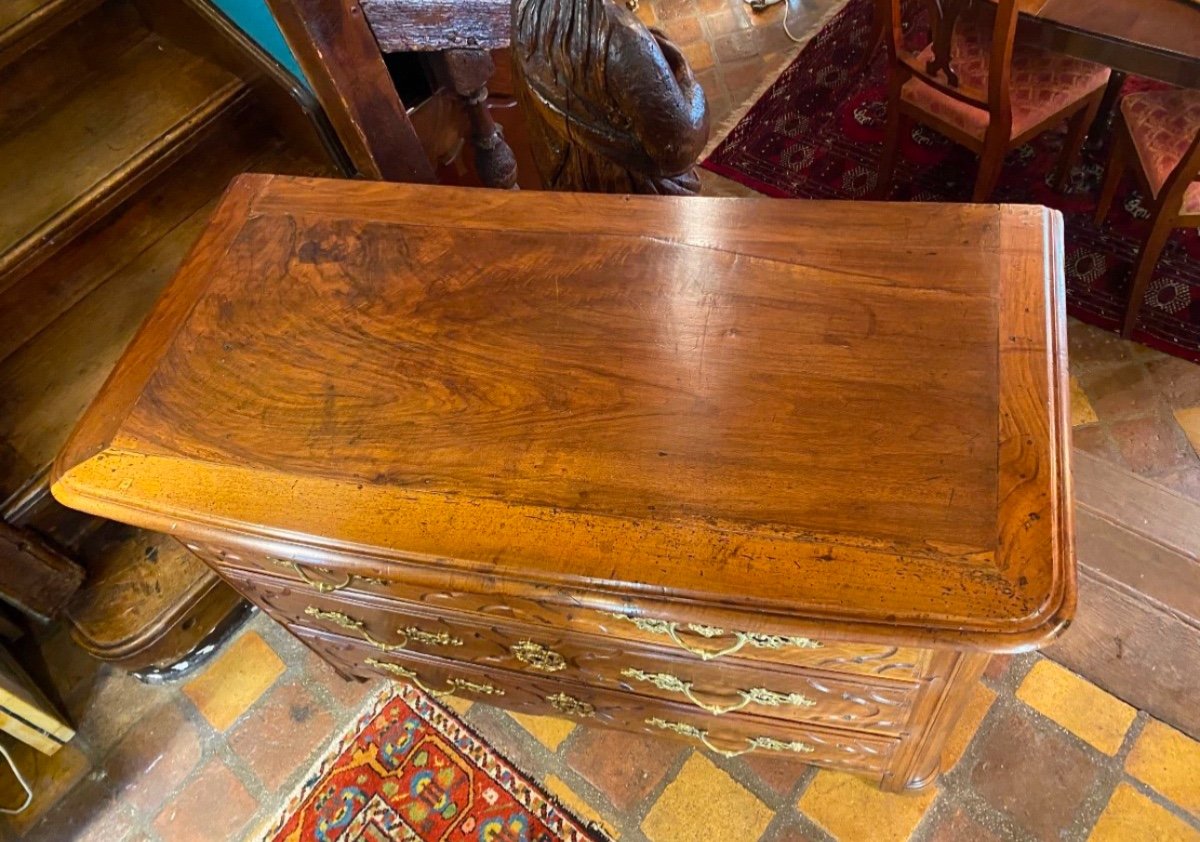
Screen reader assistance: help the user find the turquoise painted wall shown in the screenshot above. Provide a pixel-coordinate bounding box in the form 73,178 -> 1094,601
209,0 -> 307,84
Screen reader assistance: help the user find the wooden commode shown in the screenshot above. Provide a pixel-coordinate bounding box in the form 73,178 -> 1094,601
51,175 -> 1075,792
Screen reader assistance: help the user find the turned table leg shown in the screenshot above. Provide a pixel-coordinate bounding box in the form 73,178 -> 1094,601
433,50 -> 519,190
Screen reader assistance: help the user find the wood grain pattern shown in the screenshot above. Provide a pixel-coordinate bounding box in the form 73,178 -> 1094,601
361,0 -> 509,52
51,176 -> 1073,790
262,0 -> 435,183
0,111 -> 273,365
54,176 -> 1072,649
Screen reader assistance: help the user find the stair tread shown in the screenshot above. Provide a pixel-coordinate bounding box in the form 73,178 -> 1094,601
0,28 -> 246,282
0,0 -> 103,68
0,136 -> 321,502
0,112 -> 277,370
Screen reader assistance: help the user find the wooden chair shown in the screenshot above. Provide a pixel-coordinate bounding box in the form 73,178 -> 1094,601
1094,88 -> 1200,338
875,0 -> 1111,202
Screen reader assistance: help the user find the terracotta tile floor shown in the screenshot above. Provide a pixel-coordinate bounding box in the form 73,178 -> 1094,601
7,612 -> 1200,842
6,1 -> 1200,839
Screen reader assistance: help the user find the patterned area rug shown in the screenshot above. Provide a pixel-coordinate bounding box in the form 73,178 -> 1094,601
262,686 -> 604,842
703,0 -> 1200,363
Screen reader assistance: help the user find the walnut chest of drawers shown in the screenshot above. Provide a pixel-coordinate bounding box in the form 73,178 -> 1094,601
52,175 -> 1075,792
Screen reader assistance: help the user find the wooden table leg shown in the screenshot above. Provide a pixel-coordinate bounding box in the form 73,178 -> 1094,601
433,50 -> 518,190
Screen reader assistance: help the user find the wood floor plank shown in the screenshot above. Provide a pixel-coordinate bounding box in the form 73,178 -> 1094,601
1075,508 -> 1200,624
1046,567 -> 1200,740
1045,449 -> 1200,739
1073,448 -> 1200,562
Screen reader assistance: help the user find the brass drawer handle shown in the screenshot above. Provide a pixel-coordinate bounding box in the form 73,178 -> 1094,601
610,613 -> 821,661
645,718 -> 813,759
546,692 -> 595,717
272,559 -> 351,593
622,667 -> 815,716
406,628 -> 464,648
271,558 -> 389,593
365,658 -> 505,698
510,640 -> 566,672
303,606 -> 462,652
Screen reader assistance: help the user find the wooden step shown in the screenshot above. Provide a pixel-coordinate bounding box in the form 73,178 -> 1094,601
0,0 -> 104,70
0,108 -> 272,365
0,125 -> 310,503
1045,449 -> 1200,739
0,3 -> 249,287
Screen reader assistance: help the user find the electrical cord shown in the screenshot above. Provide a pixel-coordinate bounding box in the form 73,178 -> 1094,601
746,0 -> 810,43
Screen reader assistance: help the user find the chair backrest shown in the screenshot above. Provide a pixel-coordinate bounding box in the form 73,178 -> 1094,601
883,0 -> 1020,133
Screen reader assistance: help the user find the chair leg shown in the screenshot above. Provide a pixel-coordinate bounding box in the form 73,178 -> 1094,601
874,107 -> 909,201
1087,70 -> 1126,150
972,138 -> 1006,202
1122,214 -> 1175,338
1094,128 -> 1127,225
1055,94 -> 1102,192
435,50 -> 519,190
854,7 -> 885,75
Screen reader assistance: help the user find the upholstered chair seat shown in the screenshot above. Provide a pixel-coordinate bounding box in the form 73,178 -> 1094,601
876,0 -> 1111,203
1121,88 -> 1200,215
901,26 -> 1110,142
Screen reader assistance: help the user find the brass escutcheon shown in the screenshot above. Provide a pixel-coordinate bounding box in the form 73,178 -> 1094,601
510,640 -> 567,672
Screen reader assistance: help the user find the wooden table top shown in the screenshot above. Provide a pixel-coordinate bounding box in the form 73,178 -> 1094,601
1020,0 -> 1200,60
52,175 -> 1074,650
1016,0 -> 1200,84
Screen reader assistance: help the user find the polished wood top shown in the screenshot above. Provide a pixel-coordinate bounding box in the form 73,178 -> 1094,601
52,175 -> 1074,649
1018,0 -> 1200,63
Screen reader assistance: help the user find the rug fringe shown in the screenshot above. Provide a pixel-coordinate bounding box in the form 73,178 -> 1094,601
701,0 -> 854,159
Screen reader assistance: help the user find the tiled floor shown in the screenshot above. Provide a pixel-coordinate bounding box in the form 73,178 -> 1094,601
6,612 -> 1200,842
1067,322 -> 1200,499
5,1 -> 1200,840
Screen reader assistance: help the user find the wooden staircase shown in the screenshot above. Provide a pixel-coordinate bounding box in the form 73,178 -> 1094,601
0,0 -> 329,671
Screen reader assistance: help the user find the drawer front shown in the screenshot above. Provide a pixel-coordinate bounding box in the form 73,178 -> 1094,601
223,568 -> 918,734
186,537 -> 931,681
292,623 -> 899,778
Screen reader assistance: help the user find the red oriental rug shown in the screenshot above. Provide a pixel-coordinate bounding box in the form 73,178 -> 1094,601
261,687 -> 606,842
703,0 -> 1200,363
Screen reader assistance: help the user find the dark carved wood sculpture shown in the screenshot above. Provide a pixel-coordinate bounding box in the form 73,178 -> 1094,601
512,0 -> 711,194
